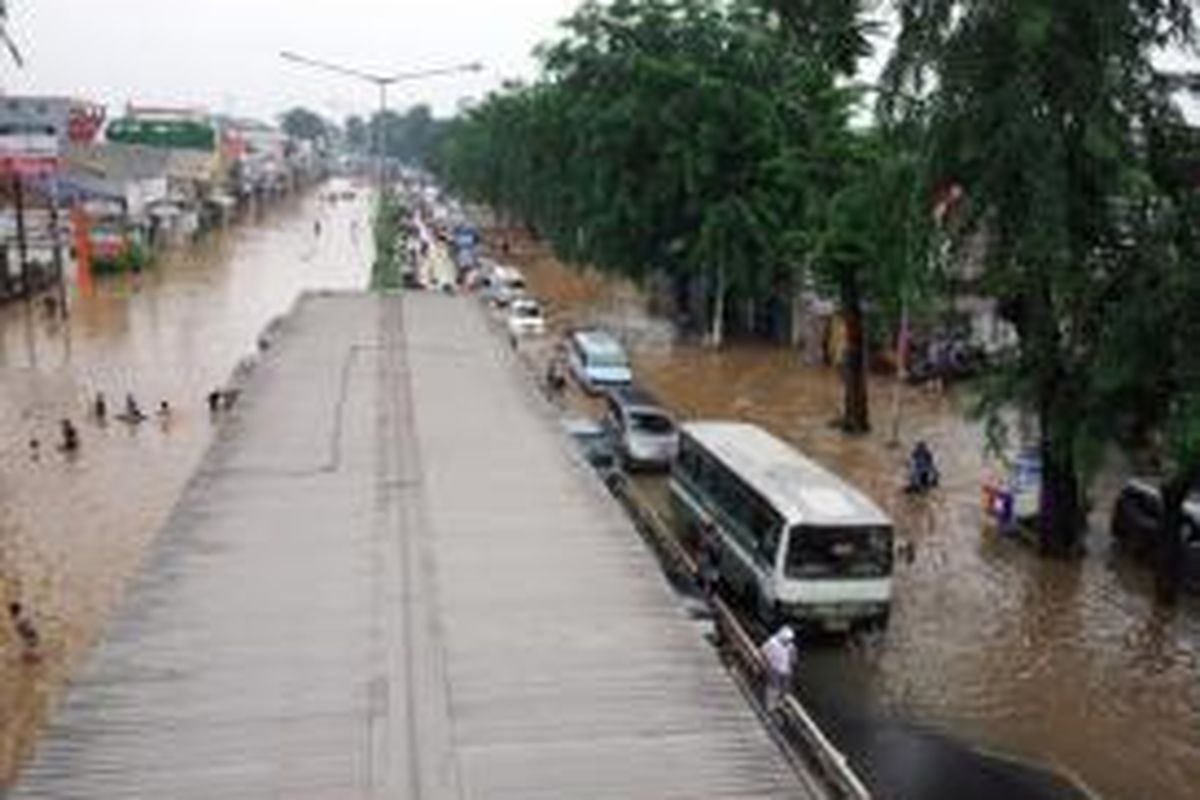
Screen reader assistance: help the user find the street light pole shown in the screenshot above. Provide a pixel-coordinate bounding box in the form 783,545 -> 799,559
377,82 -> 387,193
280,51 -> 481,193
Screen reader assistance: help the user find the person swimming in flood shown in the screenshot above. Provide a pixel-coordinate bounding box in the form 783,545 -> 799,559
8,602 -> 40,663
121,393 -> 146,423
59,419 -> 79,452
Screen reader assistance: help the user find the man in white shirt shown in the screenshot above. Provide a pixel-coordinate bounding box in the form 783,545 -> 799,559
760,624 -> 796,713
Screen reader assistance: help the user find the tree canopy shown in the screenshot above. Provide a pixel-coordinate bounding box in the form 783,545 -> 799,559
435,0 -> 1200,574
359,104 -> 447,165
279,107 -> 333,142
435,0 -> 919,429
882,0 -> 1200,555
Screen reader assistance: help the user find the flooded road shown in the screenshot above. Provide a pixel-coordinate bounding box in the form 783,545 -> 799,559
500,228 -> 1200,800
0,183 -> 370,781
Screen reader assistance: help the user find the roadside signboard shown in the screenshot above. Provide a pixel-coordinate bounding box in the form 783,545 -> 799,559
0,131 -> 60,177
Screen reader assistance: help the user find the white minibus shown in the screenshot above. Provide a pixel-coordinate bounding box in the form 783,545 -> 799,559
670,421 -> 893,631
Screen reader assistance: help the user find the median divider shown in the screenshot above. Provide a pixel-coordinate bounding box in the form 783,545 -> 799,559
609,473 -> 876,800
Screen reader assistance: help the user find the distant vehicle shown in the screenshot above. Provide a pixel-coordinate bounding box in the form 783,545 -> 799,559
486,265 -> 526,307
906,330 -> 988,384
506,298 -> 546,338
1110,479 -> 1200,583
602,386 -> 679,471
670,421 -> 894,631
566,328 -> 632,394
561,416 -> 617,475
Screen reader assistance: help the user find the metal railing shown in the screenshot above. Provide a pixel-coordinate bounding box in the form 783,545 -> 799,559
611,474 -> 875,800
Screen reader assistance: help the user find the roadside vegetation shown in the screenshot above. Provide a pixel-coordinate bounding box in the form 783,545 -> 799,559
371,189 -> 409,290
431,0 -> 1200,600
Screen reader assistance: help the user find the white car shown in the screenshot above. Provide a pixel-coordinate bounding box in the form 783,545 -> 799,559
487,265 -> 527,307
507,299 -> 546,337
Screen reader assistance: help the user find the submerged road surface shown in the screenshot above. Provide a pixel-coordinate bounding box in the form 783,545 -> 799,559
0,184 -> 370,778
10,291 -> 820,799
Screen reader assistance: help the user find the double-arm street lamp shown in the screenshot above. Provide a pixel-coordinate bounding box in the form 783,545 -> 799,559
280,50 -> 482,190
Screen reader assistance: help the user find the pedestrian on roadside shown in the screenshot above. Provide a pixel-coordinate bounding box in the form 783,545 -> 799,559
8,603 -> 40,663
157,400 -> 171,418
697,521 -> 721,602
92,391 -> 107,422
760,624 -> 797,714
28,437 -> 40,460
544,357 -> 567,399
59,419 -> 79,453
314,219 -> 322,238
206,390 -> 221,414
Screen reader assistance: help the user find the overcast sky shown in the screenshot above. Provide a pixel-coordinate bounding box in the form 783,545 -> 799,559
1,0 -> 580,123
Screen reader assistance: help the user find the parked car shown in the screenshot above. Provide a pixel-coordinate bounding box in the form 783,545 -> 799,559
507,298 -> 546,338
602,386 -> 679,471
1111,479 -> 1200,586
566,328 -> 632,394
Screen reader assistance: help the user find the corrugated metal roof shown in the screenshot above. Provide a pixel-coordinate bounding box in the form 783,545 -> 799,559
11,292 -> 819,800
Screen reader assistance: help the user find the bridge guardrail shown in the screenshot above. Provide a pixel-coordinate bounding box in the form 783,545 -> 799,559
612,474 -> 875,800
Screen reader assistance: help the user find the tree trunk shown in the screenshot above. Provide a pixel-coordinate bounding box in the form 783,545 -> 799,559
839,267 -> 870,434
790,290 -> 804,348
709,264 -> 725,348
1038,435 -> 1082,557
1155,469 -> 1198,605
1010,279 -> 1084,557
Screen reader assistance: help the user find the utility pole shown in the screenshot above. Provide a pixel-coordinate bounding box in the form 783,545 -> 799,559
279,51 -> 482,196
13,173 -> 28,301
50,179 -> 67,318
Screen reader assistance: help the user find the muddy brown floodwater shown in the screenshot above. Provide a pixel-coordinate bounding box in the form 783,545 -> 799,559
0,182 -> 370,781
498,227 -> 1200,800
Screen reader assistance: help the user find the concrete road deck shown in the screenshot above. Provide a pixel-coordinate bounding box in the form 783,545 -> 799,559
10,291 -> 819,799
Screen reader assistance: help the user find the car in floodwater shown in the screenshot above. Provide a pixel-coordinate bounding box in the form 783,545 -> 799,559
1110,479 -> 1200,587
670,421 -> 894,631
601,385 -> 679,471
566,328 -> 632,394
506,298 -> 546,338
485,265 -> 526,307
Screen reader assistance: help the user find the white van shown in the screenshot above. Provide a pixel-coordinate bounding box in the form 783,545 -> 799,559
670,421 -> 894,631
566,329 -> 632,393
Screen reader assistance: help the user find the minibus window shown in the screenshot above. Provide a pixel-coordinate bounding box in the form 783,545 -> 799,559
784,525 -> 893,579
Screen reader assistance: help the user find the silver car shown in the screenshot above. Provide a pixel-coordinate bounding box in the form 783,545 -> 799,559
602,386 -> 679,471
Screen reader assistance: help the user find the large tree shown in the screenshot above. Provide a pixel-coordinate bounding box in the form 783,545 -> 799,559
367,105 -> 447,165
1089,114 -> 1200,599
279,107 -> 331,142
436,0 -> 921,431
345,114 -> 368,152
883,0 -> 1198,555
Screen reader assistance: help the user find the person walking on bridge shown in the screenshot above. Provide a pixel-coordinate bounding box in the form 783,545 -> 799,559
761,624 -> 797,714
